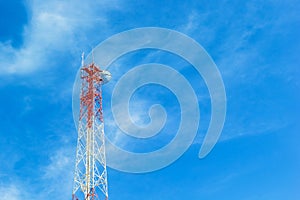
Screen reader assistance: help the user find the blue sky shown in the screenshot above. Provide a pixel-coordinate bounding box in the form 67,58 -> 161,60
0,0 -> 299,199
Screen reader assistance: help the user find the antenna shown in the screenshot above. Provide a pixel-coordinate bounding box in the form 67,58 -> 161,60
81,52 -> 85,67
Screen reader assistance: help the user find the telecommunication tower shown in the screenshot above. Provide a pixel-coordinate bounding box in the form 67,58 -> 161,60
72,53 -> 111,200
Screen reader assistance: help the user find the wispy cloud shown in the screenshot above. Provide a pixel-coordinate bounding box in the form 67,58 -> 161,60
0,0 -> 123,75
0,183 -> 31,200
40,147 -> 74,199
174,1 -> 299,145
0,184 -> 21,200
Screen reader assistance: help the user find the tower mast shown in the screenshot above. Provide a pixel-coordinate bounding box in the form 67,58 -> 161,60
72,53 -> 110,200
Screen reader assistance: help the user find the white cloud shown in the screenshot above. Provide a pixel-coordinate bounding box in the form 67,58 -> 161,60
220,119 -> 289,142
0,184 -> 24,200
0,0 -> 122,75
43,148 -> 74,179
38,147 -> 75,199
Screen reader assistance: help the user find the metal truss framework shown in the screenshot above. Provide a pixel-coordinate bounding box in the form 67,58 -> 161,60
72,55 -> 108,200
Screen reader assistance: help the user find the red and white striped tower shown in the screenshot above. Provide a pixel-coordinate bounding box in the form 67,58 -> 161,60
72,53 -> 111,200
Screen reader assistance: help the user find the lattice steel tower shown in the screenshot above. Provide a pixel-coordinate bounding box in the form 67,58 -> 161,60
72,53 -> 111,200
